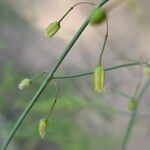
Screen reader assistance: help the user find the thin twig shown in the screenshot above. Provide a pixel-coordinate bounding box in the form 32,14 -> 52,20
58,2 -> 95,23
54,61 -> 146,79
30,71 -> 47,80
46,80 -> 59,119
30,61 -> 146,80
99,16 -> 109,64
132,65 -> 142,99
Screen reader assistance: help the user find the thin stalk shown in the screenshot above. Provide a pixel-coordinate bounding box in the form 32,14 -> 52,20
30,71 -> 47,80
132,65 -> 142,99
29,61 -> 146,80
98,16 -> 109,64
54,61 -> 146,79
120,79 -> 150,150
46,81 -> 58,119
58,2 -> 95,23
1,0 -> 109,149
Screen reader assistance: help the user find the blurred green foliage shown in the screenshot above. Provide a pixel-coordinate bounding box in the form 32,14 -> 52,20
0,0 -> 28,27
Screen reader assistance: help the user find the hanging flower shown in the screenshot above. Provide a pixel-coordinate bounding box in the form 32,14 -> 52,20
45,21 -> 61,39
18,78 -> 32,90
94,64 -> 105,92
39,118 -> 49,138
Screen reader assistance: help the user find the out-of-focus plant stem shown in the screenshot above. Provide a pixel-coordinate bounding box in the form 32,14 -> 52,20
120,79 -> 150,150
1,0 -> 109,149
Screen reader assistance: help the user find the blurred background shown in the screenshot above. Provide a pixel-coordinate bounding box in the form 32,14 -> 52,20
0,0 -> 150,149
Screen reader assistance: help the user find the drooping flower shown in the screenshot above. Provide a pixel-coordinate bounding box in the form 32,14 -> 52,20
39,118 -> 49,139
18,78 -> 32,90
45,21 -> 61,39
94,64 -> 105,92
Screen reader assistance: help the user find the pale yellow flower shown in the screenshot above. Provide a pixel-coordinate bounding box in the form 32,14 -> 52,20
39,118 -> 49,138
45,21 -> 61,39
18,78 -> 32,90
94,64 -> 105,92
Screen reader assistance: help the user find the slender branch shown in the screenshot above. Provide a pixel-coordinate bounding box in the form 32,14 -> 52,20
54,61 -> 146,79
28,61 -> 146,80
98,16 -> 109,64
1,0 -> 109,149
132,65 -> 142,98
46,80 -> 58,118
30,71 -> 47,80
58,1 -> 95,23
120,79 -> 150,150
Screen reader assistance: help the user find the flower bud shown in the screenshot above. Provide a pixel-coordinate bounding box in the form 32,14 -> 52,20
39,118 -> 49,139
128,99 -> 137,111
94,64 -> 105,92
45,21 -> 61,39
18,78 -> 32,90
90,8 -> 106,25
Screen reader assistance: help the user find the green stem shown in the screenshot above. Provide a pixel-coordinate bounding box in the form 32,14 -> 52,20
29,61 -> 145,80
46,81 -> 58,119
98,16 -> 109,65
54,61 -> 146,79
1,0 -> 108,149
132,65 -> 142,99
30,71 -> 47,80
58,1 -> 95,23
120,79 -> 150,150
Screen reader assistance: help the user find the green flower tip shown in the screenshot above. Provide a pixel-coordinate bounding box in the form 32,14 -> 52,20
144,67 -> 150,75
39,118 -> 49,139
45,21 -> 61,39
90,8 -> 106,25
128,99 -> 137,111
18,78 -> 32,90
94,64 -> 105,92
